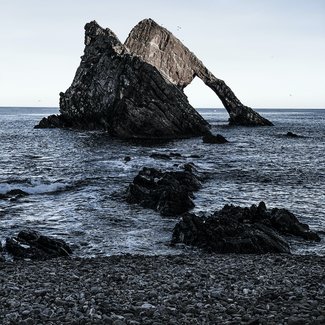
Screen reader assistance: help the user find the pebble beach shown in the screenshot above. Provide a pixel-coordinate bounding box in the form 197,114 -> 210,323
1,253 -> 324,324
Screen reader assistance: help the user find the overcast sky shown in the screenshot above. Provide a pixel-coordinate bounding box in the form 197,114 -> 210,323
0,0 -> 324,108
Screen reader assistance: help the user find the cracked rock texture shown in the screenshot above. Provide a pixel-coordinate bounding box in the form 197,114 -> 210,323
36,21 -> 210,139
36,19 -> 273,135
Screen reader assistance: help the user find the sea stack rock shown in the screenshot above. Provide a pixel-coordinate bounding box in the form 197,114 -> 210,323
125,19 -> 273,126
36,21 -> 210,139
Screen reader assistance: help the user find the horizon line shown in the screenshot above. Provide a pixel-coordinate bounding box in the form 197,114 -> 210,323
0,106 -> 324,110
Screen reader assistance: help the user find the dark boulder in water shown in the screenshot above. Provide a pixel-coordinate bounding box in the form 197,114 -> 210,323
150,153 -> 172,160
5,229 -> 72,260
0,189 -> 29,200
270,208 -> 320,241
34,114 -> 70,129
172,202 -> 320,254
286,131 -> 299,138
126,165 -> 202,216
202,133 -> 228,144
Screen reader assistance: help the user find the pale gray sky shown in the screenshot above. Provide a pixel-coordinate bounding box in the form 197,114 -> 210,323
0,0 -> 324,108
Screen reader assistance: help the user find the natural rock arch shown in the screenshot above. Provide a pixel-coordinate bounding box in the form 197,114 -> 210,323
35,18 -> 272,137
184,76 -> 224,109
125,18 -> 272,126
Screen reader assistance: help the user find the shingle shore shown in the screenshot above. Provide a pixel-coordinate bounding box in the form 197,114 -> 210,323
0,253 -> 324,324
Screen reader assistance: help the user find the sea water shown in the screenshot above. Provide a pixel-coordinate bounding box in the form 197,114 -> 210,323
0,107 -> 324,256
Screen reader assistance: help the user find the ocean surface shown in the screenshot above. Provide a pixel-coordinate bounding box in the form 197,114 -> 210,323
0,107 -> 324,257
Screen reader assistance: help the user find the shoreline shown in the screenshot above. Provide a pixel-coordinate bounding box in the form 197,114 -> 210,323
1,253 -> 324,324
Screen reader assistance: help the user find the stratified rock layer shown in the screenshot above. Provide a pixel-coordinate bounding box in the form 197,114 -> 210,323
36,21 -> 210,139
125,19 -> 273,126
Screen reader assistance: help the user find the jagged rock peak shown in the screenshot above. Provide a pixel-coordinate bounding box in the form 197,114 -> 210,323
84,20 -> 124,52
125,18 -> 273,126
36,19 -> 210,139
125,18 -> 197,88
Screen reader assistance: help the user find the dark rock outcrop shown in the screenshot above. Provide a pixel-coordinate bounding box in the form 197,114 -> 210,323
150,152 -> 182,160
125,19 -> 273,127
34,114 -> 70,129
5,229 -> 72,260
0,189 -> 29,200
172,202 -> 320,254
126,165 -> 202,216
202,133 -> 228,144
286,131 -> 299,138
35,21 -> 210,139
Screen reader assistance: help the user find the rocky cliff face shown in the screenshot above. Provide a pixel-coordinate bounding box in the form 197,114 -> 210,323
37,21 -> 210,138
125,19 -> 273,126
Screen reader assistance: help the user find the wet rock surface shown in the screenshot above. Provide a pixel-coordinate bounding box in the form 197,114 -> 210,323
0,189 -> 29,200
0,253 -> 324,324
5,230 -> 72,260
172,202 -> 320,254
126,165 -> 202,216
125,18 -> 273,127
35,21 -> 210,139
34,114 -> 70,129
36,18 -> 273,134
202,133 -> 228,144
286,131 -> 300,138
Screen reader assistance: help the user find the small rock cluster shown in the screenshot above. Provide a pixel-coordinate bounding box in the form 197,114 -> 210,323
126,164 -> 202,216
172,202 -> 320,254
3,230 -> 72,260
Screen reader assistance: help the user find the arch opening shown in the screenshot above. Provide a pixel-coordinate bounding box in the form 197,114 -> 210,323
184,76 -> 224,109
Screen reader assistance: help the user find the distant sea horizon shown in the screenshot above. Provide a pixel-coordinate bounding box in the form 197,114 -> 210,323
0,106 -> 324,110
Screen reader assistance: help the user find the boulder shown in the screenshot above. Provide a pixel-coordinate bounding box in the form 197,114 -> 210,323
286,131 -> 299,138
125,19 -> 273,127
5,229 -> 72,260
270,208 -> 320,241
172,202 -> 320,254
150,152 -> 182,160
126,165 -> 202,216
35,21 -> 210,139
150,153 -> 172,160
34,114 -> 70,129
172,213 -> 290,254
202,133 -> 228,144
0,189 -> 29,200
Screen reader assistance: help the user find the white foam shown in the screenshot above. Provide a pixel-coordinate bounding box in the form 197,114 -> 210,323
0,181 -> 69,195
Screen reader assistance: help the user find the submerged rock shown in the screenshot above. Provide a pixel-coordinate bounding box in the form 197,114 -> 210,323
5,229 -> 72,260
286,131 -> 299,138
172,202 -> 320,254
35,21 -> 210,139
202,133 -> 228,144
125,19 -> 273,127
0,189 -> 29,200
126,165 -> 202,216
